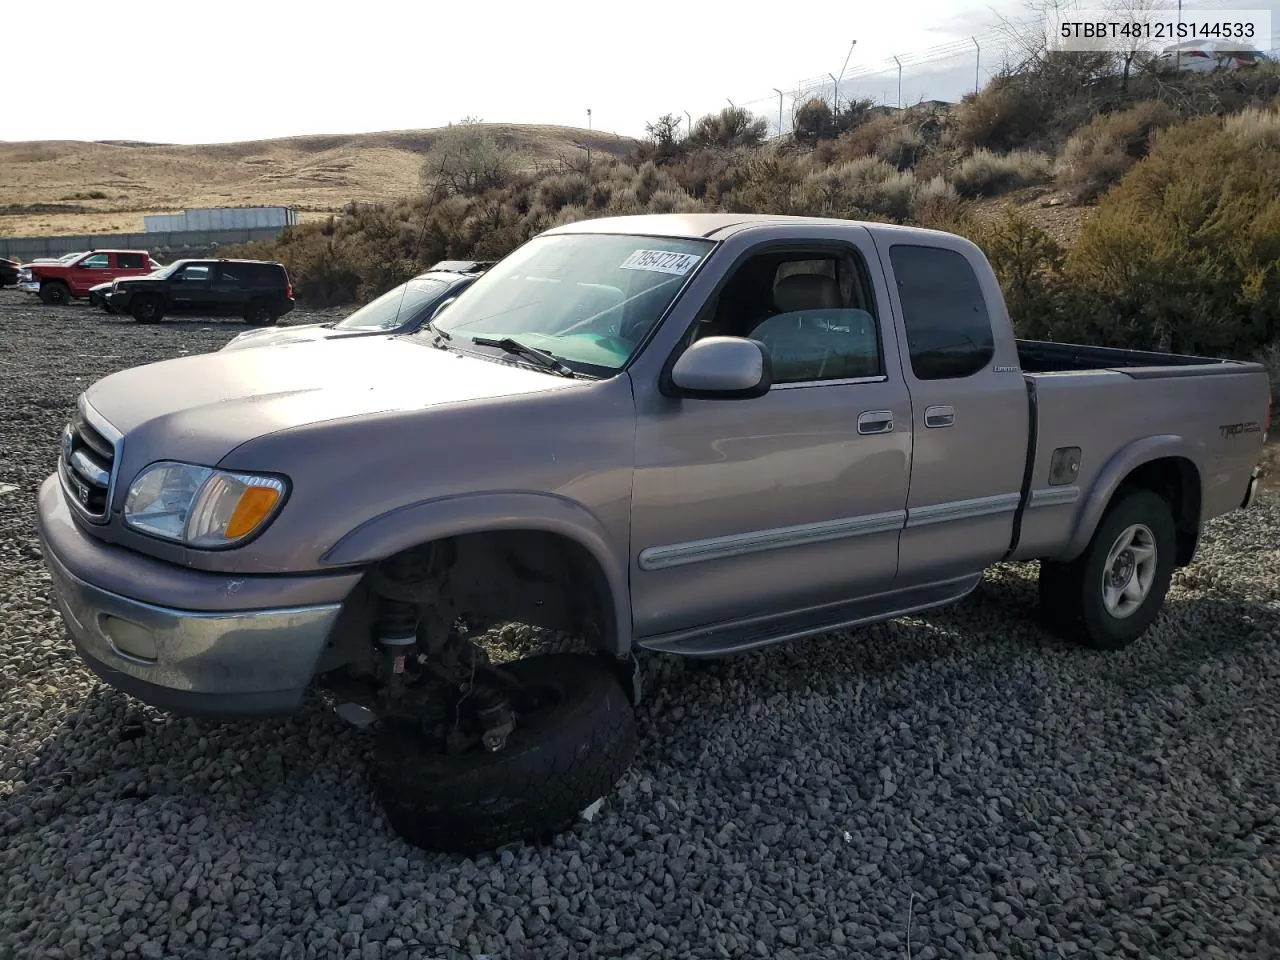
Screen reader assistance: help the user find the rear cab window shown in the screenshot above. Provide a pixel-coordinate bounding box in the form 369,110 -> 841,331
888,244 -> 995,380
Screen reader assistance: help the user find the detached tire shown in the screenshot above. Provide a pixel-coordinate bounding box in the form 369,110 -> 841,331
39,281 -> 70,305
1038,488 -> 1176,650
373,653 -> 637,854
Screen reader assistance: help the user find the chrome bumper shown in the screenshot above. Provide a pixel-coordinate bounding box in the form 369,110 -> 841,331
42,531 -> 343,717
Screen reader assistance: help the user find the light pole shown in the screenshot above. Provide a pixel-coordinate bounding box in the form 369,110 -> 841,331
893,55 -> 902,109
832,39 -> 856,113
772,87 -> 784,136
972,37 -> 980,96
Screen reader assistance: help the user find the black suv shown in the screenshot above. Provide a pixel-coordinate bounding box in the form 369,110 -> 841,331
103,258 -> 294,325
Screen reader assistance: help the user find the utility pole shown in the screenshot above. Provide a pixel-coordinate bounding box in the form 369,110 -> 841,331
772,88 -> 785,137
684,109 -> 692,138
1176,0 -> 1182,72
972,36 -> 980,96
586,108 -> 592,165
893,55 -> 902,109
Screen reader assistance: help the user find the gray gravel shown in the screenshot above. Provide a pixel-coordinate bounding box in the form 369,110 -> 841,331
2,288 -> 1280,960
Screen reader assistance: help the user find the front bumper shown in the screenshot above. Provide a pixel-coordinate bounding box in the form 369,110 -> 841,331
37,474 -> 359,718
19,280 -> 40,293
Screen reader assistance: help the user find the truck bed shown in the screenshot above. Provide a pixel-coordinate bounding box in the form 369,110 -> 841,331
1016,339 -> 1247,377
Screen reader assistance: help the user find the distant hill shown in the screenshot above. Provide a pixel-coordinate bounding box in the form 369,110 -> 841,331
0,124 -> 637,237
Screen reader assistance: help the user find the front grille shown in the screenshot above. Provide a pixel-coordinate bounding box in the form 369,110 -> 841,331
58,401 -> 120,521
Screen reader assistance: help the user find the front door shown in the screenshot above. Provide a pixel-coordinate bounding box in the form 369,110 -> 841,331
629,233 -> 913,639
169,262 -> 214,312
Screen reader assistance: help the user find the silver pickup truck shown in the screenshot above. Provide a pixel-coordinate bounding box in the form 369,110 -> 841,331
37,213 -> 1270,853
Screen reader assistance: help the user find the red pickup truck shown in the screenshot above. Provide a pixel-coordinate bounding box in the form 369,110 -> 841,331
18,249 -> 161,305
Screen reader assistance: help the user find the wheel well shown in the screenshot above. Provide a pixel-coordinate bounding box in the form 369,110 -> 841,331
384,529 -> 617,652
1115,456 -> 1201,566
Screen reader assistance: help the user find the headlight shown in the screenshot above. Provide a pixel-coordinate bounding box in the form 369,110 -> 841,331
123,461 -> 287,547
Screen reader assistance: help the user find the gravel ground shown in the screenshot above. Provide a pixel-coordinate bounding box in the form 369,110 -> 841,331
2,288 -> 1279,960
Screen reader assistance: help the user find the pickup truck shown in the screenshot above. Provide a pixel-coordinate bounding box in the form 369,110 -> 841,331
36,213 -> 1270,854
19,249 -> 160,304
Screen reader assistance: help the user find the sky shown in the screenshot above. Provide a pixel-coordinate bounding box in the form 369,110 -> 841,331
1,0 -> 1276,145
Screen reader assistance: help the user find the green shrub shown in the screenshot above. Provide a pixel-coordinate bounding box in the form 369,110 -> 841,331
420,120 -> 520,197
1066,111 -> 1280,356
689,107 -> 768,150
793,98 -> 835,145
951,148 -> 1052,198
1055,101 -> 1176,201
953,80 -> 1050,151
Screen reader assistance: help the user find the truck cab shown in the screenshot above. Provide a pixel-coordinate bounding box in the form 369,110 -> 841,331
19,249 -> 160,305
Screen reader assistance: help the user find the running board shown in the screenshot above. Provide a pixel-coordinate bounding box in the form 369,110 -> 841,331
635,573 -> 984,658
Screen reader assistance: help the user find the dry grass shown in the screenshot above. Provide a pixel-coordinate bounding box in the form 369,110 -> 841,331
0,124 -> 636,237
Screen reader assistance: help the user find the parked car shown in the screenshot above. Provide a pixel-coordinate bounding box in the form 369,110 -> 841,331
0,257 -> 19,288
103,258 -> 294,324
18,250 -> 160,305
35,213 -> 1270,854
220,260 -> 493,351
1154,39 -> 1267,73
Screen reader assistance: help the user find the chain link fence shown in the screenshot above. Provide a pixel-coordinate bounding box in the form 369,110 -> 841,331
691,10 -> 1280,140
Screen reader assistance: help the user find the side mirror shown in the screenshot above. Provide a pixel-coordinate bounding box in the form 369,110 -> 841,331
668,336 -> 772,400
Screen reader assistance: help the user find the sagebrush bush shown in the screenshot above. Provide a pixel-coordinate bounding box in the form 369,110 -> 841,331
1223,105 -> 1280,149
1066,113 -> 1280,356
953,80 -> 1050,151
951,148 -> 1052,198
1054,101 -> 1176,201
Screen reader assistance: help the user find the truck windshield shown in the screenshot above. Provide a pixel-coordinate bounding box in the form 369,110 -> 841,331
335,276 -> 450,331
423,233 -> 714,372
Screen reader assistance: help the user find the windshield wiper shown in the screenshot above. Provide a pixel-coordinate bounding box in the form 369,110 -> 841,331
424,318 -> 452,341
471,336 -> 576,378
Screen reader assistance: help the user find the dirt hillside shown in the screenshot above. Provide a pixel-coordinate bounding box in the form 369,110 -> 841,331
0,125 -> 636,237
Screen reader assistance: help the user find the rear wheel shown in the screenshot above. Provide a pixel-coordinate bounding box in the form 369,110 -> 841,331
372,653 -> 637,854
130,296 -> 165,324
243,300 -> 273,326
39,281 -> 70,306
1038,488 -> 1176,650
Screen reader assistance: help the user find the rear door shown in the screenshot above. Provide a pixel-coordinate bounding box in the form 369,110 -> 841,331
114,251 -> 150,279
211,262 -> 253,314
873,238 -> 1030,584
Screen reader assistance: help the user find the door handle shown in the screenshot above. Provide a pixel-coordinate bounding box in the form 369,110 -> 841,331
857,410 -> 894,435
925,405 -> 955,429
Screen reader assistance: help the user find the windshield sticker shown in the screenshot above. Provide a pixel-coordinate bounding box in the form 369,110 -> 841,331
619,249 -> 702,276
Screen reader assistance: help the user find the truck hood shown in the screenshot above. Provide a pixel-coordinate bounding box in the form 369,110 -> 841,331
84,335 -> 585,469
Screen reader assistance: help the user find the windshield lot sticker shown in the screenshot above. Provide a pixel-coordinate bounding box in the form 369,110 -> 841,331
619,249 -> 702,276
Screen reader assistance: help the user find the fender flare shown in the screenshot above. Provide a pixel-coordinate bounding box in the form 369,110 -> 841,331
1058,434 -> 1202,563
321,491 -> 633,656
